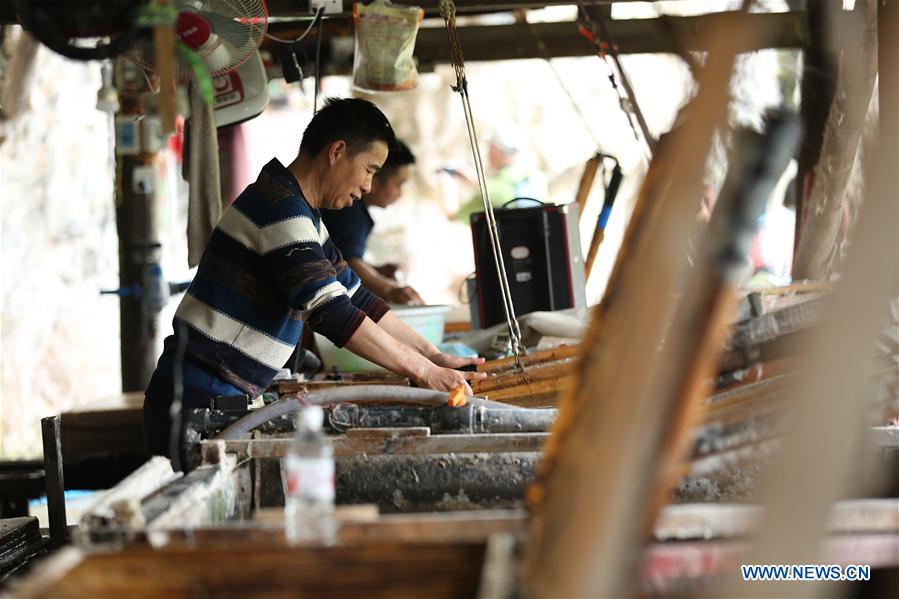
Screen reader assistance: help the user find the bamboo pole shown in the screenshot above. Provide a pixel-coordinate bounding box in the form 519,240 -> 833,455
476,344 -> 581,373
522,9 -> 755,597
575,154 -> 601,215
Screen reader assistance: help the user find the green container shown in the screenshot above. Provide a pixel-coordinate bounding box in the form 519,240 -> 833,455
314,305 -> 452,373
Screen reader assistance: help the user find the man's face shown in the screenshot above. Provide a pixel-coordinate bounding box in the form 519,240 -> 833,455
366,165 -> 411,209
322,140 -> 389,210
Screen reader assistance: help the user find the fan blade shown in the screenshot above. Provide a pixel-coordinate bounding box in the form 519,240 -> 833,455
200,9 -> 251,48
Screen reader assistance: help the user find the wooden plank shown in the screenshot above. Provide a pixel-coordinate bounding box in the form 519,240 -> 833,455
654,499 -> 899,542
523,9 -> 755,596
273,375 -> 410,394
345,427 -> 430,439
0,517 -> 46,581
15,525 -> 899,597
472,360 -> 575,394
257,508 -> 529,545
25,542 -> 487,598
220,432 -> 549,459
476,344 -> 581,373
476,378 -> 568,407
58,393 -> 145,456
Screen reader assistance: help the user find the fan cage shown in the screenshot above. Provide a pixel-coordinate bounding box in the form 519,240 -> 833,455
128,0 -> 268,82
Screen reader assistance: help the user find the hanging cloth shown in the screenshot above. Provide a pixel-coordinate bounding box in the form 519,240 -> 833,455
184,81 -> 222,267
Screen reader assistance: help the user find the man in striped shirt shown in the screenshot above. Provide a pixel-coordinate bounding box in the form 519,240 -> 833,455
143,98 -> 484,459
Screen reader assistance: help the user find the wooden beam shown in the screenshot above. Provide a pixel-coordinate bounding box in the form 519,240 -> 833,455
472,359 -> 575,394
219,432 -> 549,458
413,12 -> 808,63
264,1 -> 629,18
264,11 -> 809,70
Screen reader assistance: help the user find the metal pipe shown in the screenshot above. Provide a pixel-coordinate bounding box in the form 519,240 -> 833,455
328,404 -> 557,434
213,386 -> 512,441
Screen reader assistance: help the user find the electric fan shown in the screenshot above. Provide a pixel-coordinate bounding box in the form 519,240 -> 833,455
128,0 -> 268,80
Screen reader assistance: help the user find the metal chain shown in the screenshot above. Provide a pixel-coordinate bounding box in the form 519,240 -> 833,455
439,0 -> 525,365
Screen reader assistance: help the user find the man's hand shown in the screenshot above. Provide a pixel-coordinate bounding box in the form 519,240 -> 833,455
374,263 -> 399,279
429,352 -> 486,370
385,285 -> 425,306
416,364 -> 485,396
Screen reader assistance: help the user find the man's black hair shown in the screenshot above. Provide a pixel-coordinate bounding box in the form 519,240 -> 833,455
299,97 -> 397,158
378,140 -> 416,179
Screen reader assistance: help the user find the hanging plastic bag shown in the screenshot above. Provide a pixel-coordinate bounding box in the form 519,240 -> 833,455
353,0 -> 423,92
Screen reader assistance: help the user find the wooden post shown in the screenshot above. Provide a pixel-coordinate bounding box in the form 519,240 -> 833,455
153,0 -> 176,135
574,154 -> 601,215
878,0 -> 897,302
792,2 -> 878,279
40,416 -> 67,547
115,63 -> 163,392
793,0 -> 840,257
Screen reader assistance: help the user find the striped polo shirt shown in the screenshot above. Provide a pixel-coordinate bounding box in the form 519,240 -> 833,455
167,158 -> 389,396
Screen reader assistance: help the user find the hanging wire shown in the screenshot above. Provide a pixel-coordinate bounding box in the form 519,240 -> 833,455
313,9 -> 323,112
439,0 -> 525,366
264,7 -> 324,44
514,11 -> 602,149
575,0 -> 655,159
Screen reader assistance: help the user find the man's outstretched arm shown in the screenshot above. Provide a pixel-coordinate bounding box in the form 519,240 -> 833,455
348,257 -> 424,305
344,316 -> 484,394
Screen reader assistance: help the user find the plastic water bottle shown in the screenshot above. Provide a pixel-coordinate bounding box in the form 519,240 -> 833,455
285,405 -> 336,545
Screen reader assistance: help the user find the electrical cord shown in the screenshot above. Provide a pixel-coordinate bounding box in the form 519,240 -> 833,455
500,197 -> 546,210
169,321 -> 188,472
264,7 -> 324,44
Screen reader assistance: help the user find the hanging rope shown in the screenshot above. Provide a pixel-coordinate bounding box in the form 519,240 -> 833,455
576,1 -> 655,158
439,0 -> 525,366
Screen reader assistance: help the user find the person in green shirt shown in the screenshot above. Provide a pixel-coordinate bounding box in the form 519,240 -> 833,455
451,129 -> 545,223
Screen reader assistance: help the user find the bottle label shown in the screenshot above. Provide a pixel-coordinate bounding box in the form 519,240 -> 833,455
286,456 -> 335,503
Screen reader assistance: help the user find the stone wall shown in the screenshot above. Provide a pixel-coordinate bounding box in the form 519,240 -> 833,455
1,29 -> 120,457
